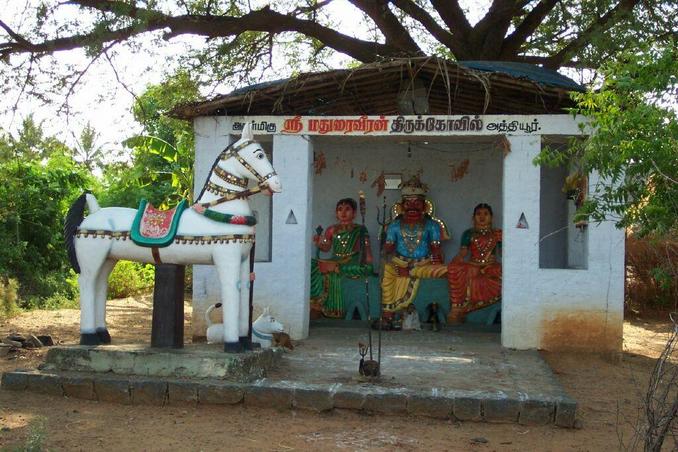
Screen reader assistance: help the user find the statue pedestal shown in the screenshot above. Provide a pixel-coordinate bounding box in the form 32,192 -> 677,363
41,344 -> 281,382
341,277 -> 449,322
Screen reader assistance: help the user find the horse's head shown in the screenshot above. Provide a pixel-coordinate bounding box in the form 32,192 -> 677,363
253,307 -> 285,334
223,123 -> 282,194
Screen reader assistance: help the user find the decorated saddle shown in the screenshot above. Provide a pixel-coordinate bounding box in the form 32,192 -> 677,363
131,199 -> 188,247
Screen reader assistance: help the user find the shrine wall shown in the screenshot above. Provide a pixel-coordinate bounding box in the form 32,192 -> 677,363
502,135 -> 625,354
310,137 -> 505,266
190,115 -> 624,350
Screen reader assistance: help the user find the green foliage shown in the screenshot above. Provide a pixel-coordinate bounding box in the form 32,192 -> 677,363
72,122 -> 110,172
101,71 -> 200,208
0,277 -> 19,318
107,261 -> 155,299
536,43 -> 678,235
0,121 -> 94,309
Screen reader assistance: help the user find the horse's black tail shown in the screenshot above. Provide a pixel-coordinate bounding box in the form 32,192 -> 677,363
64,192 -> 89,274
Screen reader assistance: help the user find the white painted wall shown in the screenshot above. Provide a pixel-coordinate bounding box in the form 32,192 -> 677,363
251,135 -> 314,340
501,136 -> 625,352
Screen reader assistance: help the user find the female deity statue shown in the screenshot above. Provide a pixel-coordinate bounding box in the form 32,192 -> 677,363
447,203 -> 502,324
310,198 -> 373,318
381,176 -> 448,314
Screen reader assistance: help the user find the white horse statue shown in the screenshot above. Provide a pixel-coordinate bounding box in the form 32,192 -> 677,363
64,124 -> 282,352
205,304 -> 283,349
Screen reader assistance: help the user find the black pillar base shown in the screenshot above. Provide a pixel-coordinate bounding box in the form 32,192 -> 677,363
239,336 -> 260,351
151,264 -> 185,348
224,341 -> 244,353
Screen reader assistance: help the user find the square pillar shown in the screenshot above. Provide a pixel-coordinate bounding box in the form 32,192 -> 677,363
254,135 -> 314,339
501,135 -> 541,349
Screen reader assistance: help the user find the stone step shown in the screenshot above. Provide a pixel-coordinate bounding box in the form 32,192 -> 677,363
1,370 -> 577,427
41,345 -> 281,382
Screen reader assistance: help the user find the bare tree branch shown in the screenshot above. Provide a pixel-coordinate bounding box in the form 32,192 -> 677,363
470,0 -> 522,57
390,0 -> 468,58
349,0 -> 422,54
500,0 -> 559,59
428,0 -> 472,43
1,5 -> 407,64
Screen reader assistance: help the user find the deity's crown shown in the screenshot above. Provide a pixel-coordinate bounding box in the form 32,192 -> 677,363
399,175 -> 428,198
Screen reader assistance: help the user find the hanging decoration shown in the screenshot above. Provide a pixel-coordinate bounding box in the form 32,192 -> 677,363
499,136 -> 512,158
359,170 -> 368,183
371,171 -> 386,197
449,159 -> 470,182
314,151 -> 327,175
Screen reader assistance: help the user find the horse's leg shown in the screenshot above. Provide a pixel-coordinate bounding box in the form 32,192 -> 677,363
238,246 -> 255,350
94,259 -> 116,344
213,245 -> 242,353
77,245 -> 110,345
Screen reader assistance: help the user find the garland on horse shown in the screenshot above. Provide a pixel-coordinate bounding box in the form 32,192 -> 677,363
64,124 -> 282,352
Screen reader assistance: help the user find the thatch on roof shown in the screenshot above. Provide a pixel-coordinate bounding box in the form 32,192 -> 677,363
170,57 -> 583,120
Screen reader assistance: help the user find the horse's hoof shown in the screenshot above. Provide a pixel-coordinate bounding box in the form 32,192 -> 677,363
239,336 -> 260,351
224,341 -> 243,353
96,328 -> 112,344
80,333 -> 100,346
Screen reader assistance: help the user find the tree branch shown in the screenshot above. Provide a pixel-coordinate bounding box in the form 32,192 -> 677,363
0,24 -> 158,58
2,2 -> 404,64
390,0 -> 468,58
541,0 -> 642,69
348,0 -> 422,54
428,0 -> 472,43
500,0 -> 559,59
470,0 -> 522,58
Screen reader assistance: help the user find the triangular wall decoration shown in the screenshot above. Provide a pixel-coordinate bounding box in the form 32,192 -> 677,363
516,212 -> 529,229
285,210 -> 298,224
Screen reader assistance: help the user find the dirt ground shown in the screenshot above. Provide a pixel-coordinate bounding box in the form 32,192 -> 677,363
0,296 -> 675,451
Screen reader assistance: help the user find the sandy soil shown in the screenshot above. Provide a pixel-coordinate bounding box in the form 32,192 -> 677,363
0,297 -> 675,451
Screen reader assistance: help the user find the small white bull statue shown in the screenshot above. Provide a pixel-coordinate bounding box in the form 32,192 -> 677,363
206,305 -> 284,349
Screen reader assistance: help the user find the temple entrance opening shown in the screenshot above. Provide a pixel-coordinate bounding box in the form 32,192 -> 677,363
309,135 -> 504,332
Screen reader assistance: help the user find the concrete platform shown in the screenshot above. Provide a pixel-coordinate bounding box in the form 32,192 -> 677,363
40,344 -> 281,381
0,324 -> 577,426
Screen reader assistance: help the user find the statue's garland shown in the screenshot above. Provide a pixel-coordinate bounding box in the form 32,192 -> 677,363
202,208 -> 257,226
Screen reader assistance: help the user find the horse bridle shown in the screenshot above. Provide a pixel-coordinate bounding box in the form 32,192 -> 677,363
196,139 -> 277,208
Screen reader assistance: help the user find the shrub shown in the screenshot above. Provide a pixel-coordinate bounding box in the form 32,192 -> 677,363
0,277 -> 19,318
107,261 -> 155,298
626,234 -> 678,313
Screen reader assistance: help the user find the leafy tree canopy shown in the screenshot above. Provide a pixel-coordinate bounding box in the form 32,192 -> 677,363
0,0 -> 676,100
537,43 -> 678,235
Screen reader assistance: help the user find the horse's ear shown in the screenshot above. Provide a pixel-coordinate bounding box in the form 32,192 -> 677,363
263,306 -> 270,315
242,122 -> 254,141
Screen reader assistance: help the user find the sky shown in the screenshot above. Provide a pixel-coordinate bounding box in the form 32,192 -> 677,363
0,0 -> 491,155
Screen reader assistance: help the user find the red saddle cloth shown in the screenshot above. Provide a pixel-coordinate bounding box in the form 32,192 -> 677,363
130,199 -> 188,247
